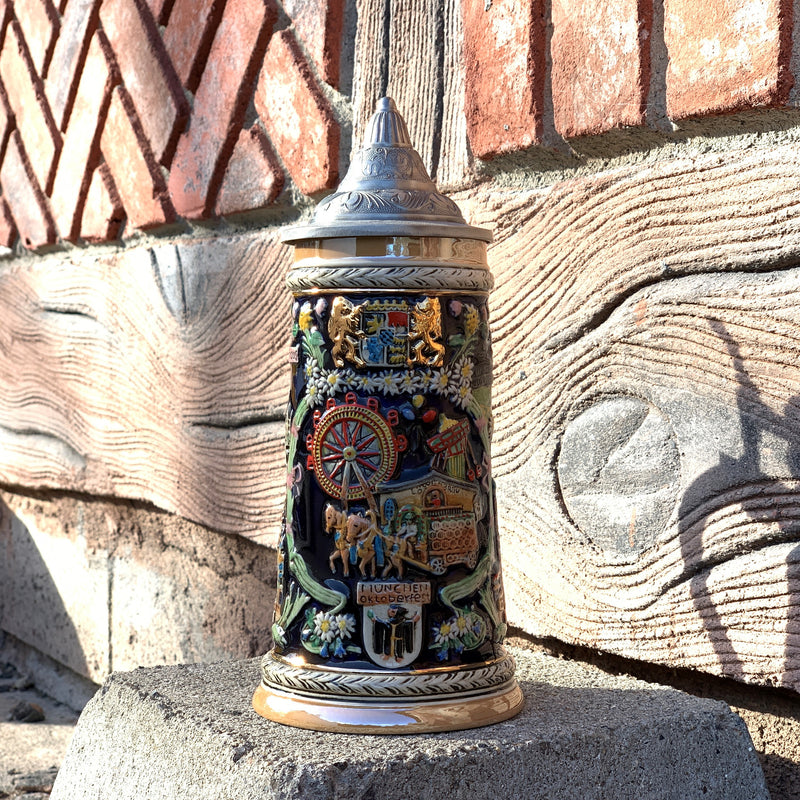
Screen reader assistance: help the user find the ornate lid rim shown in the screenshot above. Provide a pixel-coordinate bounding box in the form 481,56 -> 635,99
281,220 -> 493,244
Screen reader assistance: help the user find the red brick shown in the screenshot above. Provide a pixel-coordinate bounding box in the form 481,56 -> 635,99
0,130 -> 56,248
100,86 -> 175,229
665,0 -> 793,118
143,0 -> 175,25
255,29 -> 339,196
99,0 -> 188,166
215,122 -> 285,216
167,0 -> 277,218
0,20 -> 61,192
0,194 -> 17,248
162,0 -> 224,91
283,0 -> 345,88
551,0 -> 650,138
45,0 -> 100,131
80,161 -> 124,241
14,0 -> 59,76
0,77 -> 12,156
50,30 -> 116,241
462,0 -> 546,160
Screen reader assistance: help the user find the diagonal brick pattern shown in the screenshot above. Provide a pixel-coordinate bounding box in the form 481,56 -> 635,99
4,0 -> 792,249
167,0 -> 278,218
49,28 -> 116,240
255,27 -> 339,196
0,0 -> 344,250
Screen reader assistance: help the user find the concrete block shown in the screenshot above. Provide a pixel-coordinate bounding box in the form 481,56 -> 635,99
0,667 -> 79,793
51,646 -> 768,800
0,632 -> 99,713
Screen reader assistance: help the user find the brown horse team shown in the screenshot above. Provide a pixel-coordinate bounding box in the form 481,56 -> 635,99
325,503 -> 382,578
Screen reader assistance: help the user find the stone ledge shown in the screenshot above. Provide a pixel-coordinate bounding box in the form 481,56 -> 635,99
50,646 -> 768,800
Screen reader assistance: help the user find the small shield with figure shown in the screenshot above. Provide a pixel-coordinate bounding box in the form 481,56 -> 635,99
357,581 -> 430,669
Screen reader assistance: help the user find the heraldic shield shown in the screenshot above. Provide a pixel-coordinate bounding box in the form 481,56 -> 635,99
252,97 -> 523,734
358,581 -> 429,669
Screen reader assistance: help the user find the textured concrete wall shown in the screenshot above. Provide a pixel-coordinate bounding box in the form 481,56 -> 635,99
0,490 -> 276,685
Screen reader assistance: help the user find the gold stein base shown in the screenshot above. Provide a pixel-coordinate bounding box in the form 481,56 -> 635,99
252,681 -> 524,735
252,650 -> 524,734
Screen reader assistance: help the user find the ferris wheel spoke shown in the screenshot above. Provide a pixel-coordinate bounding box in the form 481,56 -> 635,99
355,456 -> 379,472
328,460 -> 345,479
340,462 -> 352,503
351,461 -> 372,494
328,426 -> 347,449
357,433 -> 377,449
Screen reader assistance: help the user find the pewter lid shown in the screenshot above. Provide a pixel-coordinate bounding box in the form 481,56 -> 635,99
282,97 -> 492,244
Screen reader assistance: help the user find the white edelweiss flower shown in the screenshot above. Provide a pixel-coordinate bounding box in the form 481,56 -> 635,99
314,610 -> 337,643
352,372 -> 372,392
306,382 -> 324,407
433,619 -> 455,644
370,371 -> 401,395
398,371 -> 419,394
304,356 -> 321,381
319,370 -> 344,396
417,369 -> 434,389
335,613 -> 356,640
339,369 -> 357,389
453,382 -> 473,409
453,613 -> 471,635
365,374 -> 384,394
431,368 -> 452,395
455,358 -> 474,386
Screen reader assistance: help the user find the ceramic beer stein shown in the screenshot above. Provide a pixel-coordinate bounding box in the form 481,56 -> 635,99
253,97 -> 523,733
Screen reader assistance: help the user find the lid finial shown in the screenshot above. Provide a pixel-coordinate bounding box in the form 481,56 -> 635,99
363,97 -> 412,148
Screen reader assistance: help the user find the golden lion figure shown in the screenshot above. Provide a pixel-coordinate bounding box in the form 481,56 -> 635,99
328,296 -> 367,368
408,297 -> 445,367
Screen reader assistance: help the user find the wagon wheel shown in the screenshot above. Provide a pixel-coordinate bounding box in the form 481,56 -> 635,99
311,404 -> 398,504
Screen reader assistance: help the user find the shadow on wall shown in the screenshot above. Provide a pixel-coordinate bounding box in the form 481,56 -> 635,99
678,319 -> 800,690
760,752 -> 800,800
0,497 -> 89,680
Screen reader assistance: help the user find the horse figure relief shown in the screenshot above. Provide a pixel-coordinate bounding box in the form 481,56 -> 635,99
352,510 -> 383,579
325,503 -> 385,579
324,503 -> 353,576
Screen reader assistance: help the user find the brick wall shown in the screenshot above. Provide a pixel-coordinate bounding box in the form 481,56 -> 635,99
463,0 -> 794,155
0,0 -> 797,250
0,0 -> 343,249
